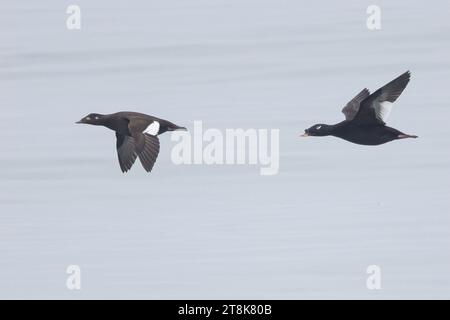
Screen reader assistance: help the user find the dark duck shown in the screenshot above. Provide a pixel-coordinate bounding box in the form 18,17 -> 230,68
76,111 -> 186,173
302,71 -> 418,145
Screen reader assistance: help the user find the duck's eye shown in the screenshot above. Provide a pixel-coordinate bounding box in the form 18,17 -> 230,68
95,116 -> 99,120
316,125 -> 322,130
86,116 -> 91,120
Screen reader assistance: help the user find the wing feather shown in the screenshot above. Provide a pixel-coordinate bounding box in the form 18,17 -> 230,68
116,133 -> 138,173
342,88 -> 370,120
138,134 -> 160,172
354,71 -> 411,125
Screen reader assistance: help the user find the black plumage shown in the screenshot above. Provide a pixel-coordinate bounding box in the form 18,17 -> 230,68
302,71 -> 418,145
76,111 -> 186,173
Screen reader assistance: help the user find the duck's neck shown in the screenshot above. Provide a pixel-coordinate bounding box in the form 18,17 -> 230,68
99,114 -> 116,129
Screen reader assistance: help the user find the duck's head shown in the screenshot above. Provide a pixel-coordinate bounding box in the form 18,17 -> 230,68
301,124 -> 332,137
76,113 -> 105,125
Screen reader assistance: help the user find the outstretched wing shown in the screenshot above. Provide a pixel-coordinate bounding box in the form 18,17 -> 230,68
342,88 -> 370,120
354,71 -> 411,125
138,134 -> 160,172
116,133 -> 138,173
114,116 -> 161,173
129,117 -> 161,172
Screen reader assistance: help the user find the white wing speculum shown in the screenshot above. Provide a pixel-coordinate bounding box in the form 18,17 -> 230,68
144,121 -> 160,136
373,99 -> 393,123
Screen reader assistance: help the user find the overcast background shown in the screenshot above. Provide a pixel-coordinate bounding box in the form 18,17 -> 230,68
1,0 -> 449,299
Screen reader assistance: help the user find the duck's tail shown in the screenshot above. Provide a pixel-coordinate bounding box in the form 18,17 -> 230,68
398,134 -> 418,139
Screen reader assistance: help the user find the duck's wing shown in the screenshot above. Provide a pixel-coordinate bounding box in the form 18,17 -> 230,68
126,117 -> 161,172
127,115 -> 160,135
138,134 -> 160,172
354,71 -> 411,125
115,114 -> 162,173
116,133 -> 138,173
341,88 -> 370,120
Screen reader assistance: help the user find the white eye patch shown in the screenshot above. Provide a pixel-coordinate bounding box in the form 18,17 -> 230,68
86,117 -> 91,120
316,125 -> 322,130
95,116 -> 99,120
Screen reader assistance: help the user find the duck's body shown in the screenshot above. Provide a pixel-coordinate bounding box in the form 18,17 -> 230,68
302,71 -> 418,146
324,121 -> 409,146
76,111 -> 186,173
99,112 -> 184,136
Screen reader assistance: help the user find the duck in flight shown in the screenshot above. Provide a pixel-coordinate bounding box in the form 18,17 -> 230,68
301,71 -> 418,145
76,112 -> 186,173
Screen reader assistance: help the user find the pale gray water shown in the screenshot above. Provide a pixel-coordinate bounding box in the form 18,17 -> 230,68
1,0 -> 449,299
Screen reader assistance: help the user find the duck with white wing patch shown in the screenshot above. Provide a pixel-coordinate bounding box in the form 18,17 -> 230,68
301,71 -> 418,145
76,111 -> 187,173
